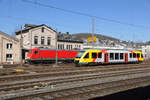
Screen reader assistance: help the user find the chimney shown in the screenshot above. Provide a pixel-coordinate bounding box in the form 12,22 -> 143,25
66,32 -> 69,35
24,24 -> 37,29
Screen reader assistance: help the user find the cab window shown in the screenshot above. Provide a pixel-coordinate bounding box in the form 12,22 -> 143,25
84,53 -> 89,58
34,51 -> 38,54
92,53 -> 97,58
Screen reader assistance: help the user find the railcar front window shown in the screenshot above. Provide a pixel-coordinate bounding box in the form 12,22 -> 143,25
84,53 -> 89,58
76,51 -> 85,58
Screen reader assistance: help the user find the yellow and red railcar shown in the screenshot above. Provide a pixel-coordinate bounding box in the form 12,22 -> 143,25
74,49 -> 144,66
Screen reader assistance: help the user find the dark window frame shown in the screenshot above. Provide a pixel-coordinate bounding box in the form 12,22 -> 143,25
34,51 -> 38,54
6,43 -> 12,49
130,53 -> 133,58
47,37 -> 51,45
92,53 -> 97,58
34,36 -> 38,45
120,53 -> 124,59
84,53 -> 89,58
41,36 -> 45,45
98,53 -> 102,58
137,53 -> 140,58
110,53 -> 114,60
133,53 -> 136,58
41,27 -> 44,32
115,53 -> 119,60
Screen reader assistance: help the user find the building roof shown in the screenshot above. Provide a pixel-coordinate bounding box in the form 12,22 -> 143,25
15,24 -> 57,35
15,24 -> 83,43
0,31 -> 19,41
58,39 -> 83,43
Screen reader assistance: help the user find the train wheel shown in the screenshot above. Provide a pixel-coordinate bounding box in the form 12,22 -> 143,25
75,63 -> 80,67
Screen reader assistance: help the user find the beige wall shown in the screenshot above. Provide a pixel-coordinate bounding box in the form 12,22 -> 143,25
0,34 -> 20,64
16,25 -> 56,50
57,41 -> 83,50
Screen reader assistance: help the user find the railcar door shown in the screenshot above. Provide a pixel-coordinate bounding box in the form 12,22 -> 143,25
104,53 -> 108,64
125,53 -> 128,63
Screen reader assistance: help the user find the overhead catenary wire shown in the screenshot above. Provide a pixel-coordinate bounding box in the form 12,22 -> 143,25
22,0 -> 150,29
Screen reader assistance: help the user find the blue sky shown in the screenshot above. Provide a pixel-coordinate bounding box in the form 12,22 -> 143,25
0,0 -> 150,42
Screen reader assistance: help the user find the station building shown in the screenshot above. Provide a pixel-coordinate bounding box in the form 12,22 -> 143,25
15,24 -> 83,59
0,31 -> 21,64
142,45 -> 150,59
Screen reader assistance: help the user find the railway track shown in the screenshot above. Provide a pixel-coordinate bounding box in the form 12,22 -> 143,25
1,66 -> 150,100
0,64 -> 150,83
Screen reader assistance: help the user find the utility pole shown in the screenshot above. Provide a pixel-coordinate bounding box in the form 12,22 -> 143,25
92,17 -> 95,48
20,25 -> 23,67
55,28 -> 58,66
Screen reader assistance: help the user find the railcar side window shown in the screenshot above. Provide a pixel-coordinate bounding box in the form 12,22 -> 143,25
98,53 -> 102,58
84,53 -> 89,58
92,53 -> 97,58
130,53 -> 133,58
34,51 -> 38,54
110,53 -> 114,60
137,53 -> 140,58
115,53 -> 119,60
120,53 -> 124,59
133,53 -> 136,58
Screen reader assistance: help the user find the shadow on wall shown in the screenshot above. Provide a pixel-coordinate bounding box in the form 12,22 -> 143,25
89,85 -> 150,100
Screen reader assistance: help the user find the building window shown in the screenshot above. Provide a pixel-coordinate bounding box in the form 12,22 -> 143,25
71,45 -> 72,50
58,44 -> 65,50
41,27 -> 44,32
47,37 -> 51,45
66,45 -> 69,50
41,36 -> 45,45
6,43 -> 12,49
34,36 -> 38,44
6,54 -> 12,61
